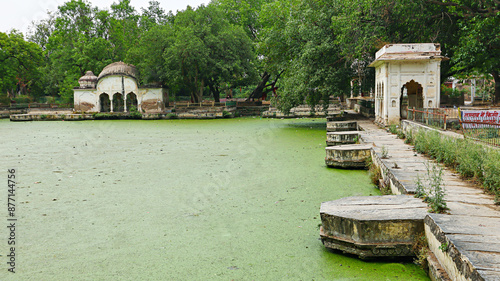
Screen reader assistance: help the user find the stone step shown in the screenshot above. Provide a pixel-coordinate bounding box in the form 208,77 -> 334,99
320,195 -> 428,259
325,144 -> 372,168
425,214 -> 500,281
327,121 -> 358,132
326,131 -> 359,146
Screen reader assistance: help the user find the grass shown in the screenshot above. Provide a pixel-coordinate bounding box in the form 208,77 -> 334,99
406,129 -> 500,204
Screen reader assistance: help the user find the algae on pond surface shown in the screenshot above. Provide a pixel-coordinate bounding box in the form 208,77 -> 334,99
0,118 -> 429,280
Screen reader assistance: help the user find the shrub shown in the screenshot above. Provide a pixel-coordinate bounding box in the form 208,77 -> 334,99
389,124 -> 398,134
222,110 -> 232,118
166,113 -> 177,119
411,129 -> 499,200
414,161 -> 447,213
13,95 -> 32,104
129,106 -> 142,119
0,94 -> 10,106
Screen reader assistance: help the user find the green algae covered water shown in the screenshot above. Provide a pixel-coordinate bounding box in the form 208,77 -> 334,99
0,118 -> 429,280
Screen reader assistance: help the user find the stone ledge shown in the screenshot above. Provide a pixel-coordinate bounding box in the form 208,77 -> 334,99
425,214 -> 500,281
320,196 -> 428,259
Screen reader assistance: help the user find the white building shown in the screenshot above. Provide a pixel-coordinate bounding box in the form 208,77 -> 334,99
369,44 -> 447,125
73,62 -> 168,113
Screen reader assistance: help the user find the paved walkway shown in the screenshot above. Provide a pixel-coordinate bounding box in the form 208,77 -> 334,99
357,120 -> 500,280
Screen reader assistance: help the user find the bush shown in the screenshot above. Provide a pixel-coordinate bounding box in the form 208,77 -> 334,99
166,113 -> 177,119
13,95 -> 32,104
222,110 -> 232,118
389,124 -> 398,134
129,106 -> 142,119
411,129 -> 499,200
0,94 -> 10,106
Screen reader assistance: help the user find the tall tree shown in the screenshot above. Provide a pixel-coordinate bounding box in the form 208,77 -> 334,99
0,31 -> 43,99
425,0 -> 500,102
129,4 -> 257,103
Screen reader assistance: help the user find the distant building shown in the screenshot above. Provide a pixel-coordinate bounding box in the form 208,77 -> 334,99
73,62 -> 168,113
369,44 -> 448,125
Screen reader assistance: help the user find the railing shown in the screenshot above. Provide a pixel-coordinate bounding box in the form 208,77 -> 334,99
406,108 -> 447,130
9,103 -> 73,109
173,101 -> 226,108
460,120 -> 500,147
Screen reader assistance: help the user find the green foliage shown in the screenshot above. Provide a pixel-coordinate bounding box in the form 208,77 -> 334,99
0,31 -> 43,97
128,4 -> 257,103
411,129 -> 500,200
260,0 -> 351,113
441,86 -> 466,98
129,106 -> 142,119
166,113 -> 177,119
381,146 -> 388,159
413,234 -> 429,270
12,95 -> 33,104
438,242 -> 449,252
413,161 -> 447,213
40,114 -> 48,119
389,124 -> 398,134
19,0 -> 500,105
367,158 -> 381,185
222,110 -> 232,118
0,94 -> 10,105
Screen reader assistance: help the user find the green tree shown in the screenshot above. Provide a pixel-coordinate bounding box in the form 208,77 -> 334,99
129,4 -> 257,103
0,31 -> 43,99
425,0 -> 500,102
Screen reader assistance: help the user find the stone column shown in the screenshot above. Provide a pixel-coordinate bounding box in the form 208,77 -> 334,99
124,93 -> 127,112
110,96 -> 114,113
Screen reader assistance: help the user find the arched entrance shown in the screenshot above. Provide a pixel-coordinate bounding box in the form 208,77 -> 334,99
400,80 -> 423,117
113,93 -> 124,112
126,93 -> 138,112
100,93 -> 110,112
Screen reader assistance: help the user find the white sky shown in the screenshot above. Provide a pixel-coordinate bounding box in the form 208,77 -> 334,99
0,0 -> 209,35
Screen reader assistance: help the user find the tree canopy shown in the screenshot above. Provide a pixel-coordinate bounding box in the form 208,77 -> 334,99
2,0 -> 497,107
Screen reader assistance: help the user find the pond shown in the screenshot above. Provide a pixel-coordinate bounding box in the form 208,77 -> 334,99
0,118 -> 429,280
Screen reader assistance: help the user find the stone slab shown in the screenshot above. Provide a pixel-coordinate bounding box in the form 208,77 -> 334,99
426,214 -> 500,281
320,195 -> 428,258
325,144 -> 372,168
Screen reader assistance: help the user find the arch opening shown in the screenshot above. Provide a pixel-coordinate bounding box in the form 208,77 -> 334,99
100,93 -> 110,112
113,93 -> 124,112
126,92 -> 138,112
401,80 -> 423,118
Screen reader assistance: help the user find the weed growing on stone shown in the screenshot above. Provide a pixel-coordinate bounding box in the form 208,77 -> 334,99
405,129 -> 414,144
412,234 -> 429,270
389,124 -> 398,134
415,175 -> 426,199
367,158 -> 382,186
413,162 -> 447,213
438,242 -> 449,252
381,146 -> 388,159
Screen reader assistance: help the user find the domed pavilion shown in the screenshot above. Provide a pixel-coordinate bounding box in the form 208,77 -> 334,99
73,62 -> 167,113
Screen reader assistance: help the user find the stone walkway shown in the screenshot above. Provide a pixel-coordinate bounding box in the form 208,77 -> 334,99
358,120 -> 500,281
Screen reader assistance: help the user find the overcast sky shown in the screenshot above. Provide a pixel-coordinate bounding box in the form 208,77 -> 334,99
0,0 -> 209,35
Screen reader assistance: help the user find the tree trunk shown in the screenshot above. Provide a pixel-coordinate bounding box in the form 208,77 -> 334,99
209,83 -> 220,103
208,79 -> 220,102
247,72 -> 271,101
493,70 -> 500,105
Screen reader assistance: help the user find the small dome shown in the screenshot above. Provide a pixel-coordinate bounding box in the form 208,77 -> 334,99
78,71 -> 98,88
97,61 -> 138,81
